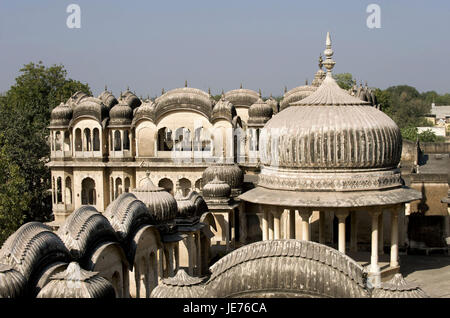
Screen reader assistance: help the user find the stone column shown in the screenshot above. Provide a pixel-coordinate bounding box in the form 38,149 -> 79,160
378,211 -> 384,255
369,208 -> 382,287
230,209 -> 235,248
268,212 -> 274,240
274,211 -> 281,240
187,234 -> 195,276
196,232 -> 201,276
390,207 -> 399,268
225,212 -> 230,251
350,211 -> 358,252
319,211 -> 326,244
262,206 -> 268,241
335,210 -> 349,254
174,243 -> 179,274
299,209 -> 312,241
289,209 -> 296,239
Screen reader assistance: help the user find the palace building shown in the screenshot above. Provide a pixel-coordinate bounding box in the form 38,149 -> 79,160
0,33 -> 427,298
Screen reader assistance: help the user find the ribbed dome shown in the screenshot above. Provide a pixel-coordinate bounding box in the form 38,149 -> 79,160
202,163 -> 244,191
130,174 -> 178,223
67,91 -> 89,108
108,99 -> 133,126
174,189 -> 196,218
266,95 -> 279,114
150,269 -> 209,298
224,87 -> 259,108
57,206 -> 117,262
248,93 -> 273,126
372,274 -> 428,298
72,97 -> 109,123
154,87 -> 212,121
202,177 -> 231,199
50,102 -> 73,127
121,89 -> 141,109
280,85 -> 317,111
211,94 -> 237,123
133,99 -> 156,125
98,89 -> 118,110
37,262 -> 116,298
257,33 -> 403,192
0,263 -> 26,298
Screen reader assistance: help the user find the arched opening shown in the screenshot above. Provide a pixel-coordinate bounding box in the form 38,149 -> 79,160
157,127 -> 173,151
93,128 -> 100,151
178,178 -> 192,197
124,177 -> 130,193
56,177 -> 62,203
114,130 -> 122,151
64,131 -> 70,152
123,130 -> 130,151
256,128 -> 260,151
148,252 -> 158,295
84,128 -> 91,151
195,178 -> 203,192
158,178 -> 173,195
65,176 -> 72,205
75,128 -> 82,152
55,131 -> 62,151
115,177 -> 123,199
175,127 -> 191,151
81,177 -> 96,205
111,271 -> 121,298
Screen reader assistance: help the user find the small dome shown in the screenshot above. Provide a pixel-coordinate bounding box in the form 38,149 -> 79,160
266,95 -> 278,114
174,189 -> 196,218
211,94 -> 237,123
98,89 -> 118,109
372,274 -> 428,298
36,262 -> 116,298
72,97 -> 109,124
150,269 -> 209,298
121,89 -> 142,109
50,102 -> 73,127
0,263 -> 26,298
108,99 -> 133,126
248,93 -> 273,126
132,99 -> 156,126
224,87 -> 259,108
130,174 -> 178,223
154,87 -> 212,121
280,85 -> 317,111
202,164 -> 244,192
67,91 -> 89,108
202,177 -> 231,199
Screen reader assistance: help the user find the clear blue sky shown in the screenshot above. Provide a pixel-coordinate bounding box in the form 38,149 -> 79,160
0,0 -> 449,97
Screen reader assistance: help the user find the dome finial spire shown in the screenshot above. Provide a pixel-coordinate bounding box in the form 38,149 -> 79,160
185,80 -> 188,87
240,83 -> 243,89
323,32 -> 336,74
258,88 -> 262,98
104,85 -> 107,91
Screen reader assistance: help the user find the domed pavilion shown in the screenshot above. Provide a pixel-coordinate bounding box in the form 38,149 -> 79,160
239,32 -> 422,287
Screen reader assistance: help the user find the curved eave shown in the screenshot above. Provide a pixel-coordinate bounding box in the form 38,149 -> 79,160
131,116 -> 155,128
155,106 -> 211,122
239,186 -> 422,208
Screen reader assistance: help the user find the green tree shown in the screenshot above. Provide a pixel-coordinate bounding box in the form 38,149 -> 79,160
333,73 -> 354,90
0,61 -> 91,223
0,135 -> 31,244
